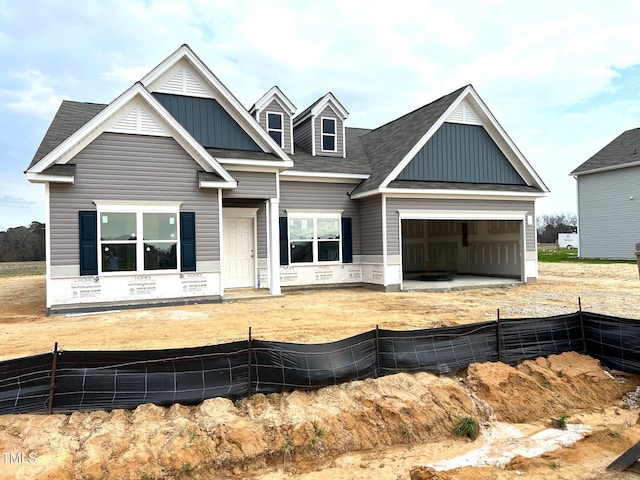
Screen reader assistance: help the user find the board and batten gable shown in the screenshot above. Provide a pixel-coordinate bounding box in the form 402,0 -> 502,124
257,99 -> 293,154
397,123 -> 526,185
314,105 -> 344,157
48,132 -> 221,275
279,180 -> 361,256
577,167 -> 640,259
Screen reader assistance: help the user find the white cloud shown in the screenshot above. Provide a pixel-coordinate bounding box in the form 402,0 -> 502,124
1,70 -> 62,118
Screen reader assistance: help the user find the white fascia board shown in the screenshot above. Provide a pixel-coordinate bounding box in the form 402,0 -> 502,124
280,170 -> 368,183
28,83 -> 235,184
397,209 -> 528,220
199,179 -> 238,189
571,160 -> 640,177
252,86 -> 297,114
311,93 -> 348,119
141,45 -> 292,164
350,186 -> 548,201
26,172 -> 74,184
217,158 -> 294,169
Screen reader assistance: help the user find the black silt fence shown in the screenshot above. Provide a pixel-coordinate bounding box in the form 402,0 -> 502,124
4,309 -> 640,415
378,321 -> 499,375
583,312 -> 640,374
250,331 -> 377,394
51,341 -> 249,412
0,353 -> 53,414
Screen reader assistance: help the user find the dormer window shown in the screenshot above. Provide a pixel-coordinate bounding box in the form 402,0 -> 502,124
321,117 -> 336,152
267,112 -> 283,147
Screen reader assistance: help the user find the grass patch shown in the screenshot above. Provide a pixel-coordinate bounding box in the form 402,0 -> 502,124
0,261 -> 45,277
537,247 -> 635,264
452,416 -> 480,440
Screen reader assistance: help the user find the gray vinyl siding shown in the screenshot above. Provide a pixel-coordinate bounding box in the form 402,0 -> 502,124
577,167 -> 640,259
385,198 -> 535,256
279,180 -> 361,255
153,92 -> 261,151
314,106 -> 344,157
293,117 -> 312,153
397,123 -> 525,185
259,99 -> 292,153
223,170 -> 277,199
358,196 -> 384,256
49,132 -> 220,268
257,203 -> 267,258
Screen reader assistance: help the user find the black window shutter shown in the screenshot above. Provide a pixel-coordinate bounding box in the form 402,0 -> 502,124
279,217 -> 289,265
79,211 -> 98,275
342,217 -> 353,264
180,212 -> 196,272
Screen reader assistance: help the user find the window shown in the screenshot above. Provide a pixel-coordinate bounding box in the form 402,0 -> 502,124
267,112 -> 283,147
98,205 -> 179,273
321,117 -> 336,152
288,213 -> 341,263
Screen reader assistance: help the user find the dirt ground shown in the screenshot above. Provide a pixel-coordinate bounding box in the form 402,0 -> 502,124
2,262 -> 640,479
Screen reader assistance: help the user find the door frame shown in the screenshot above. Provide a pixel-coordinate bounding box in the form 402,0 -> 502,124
222,207 -> 258,290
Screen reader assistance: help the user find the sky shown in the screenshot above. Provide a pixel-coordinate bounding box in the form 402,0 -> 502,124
2,0 -> 640,231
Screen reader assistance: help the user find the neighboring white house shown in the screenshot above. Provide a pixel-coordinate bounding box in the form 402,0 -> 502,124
571,127 -> 640,260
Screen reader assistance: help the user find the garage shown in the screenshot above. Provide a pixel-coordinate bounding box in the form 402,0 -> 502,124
400,216 -> 525,286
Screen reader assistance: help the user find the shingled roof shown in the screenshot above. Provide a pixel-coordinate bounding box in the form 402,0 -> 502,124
571,128 -> 640,175
350,86 -> 468,195
28,100 -> 107,170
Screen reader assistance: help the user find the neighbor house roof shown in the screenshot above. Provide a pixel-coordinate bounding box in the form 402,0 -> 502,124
571,127 -> 640,176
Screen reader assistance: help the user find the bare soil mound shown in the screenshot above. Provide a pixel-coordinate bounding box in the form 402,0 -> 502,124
1,352 -> 638,480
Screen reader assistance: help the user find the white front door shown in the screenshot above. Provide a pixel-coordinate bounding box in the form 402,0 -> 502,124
223,217 -> 255,288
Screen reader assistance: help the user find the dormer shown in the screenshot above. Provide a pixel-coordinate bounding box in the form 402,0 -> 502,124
293,93 -> 348,158
250,86 -> 296,155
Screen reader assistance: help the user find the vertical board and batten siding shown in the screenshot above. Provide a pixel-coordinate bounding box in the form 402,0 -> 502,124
385,198 -> 536,256
222,171 -> 277,200
49,133 -> 220,268
152,93 -> 262,152
577,167 -> 640,259
258,99 -> 292,152
397,123 -> 526,185
358,196 -> 384,256
313,106 -> 344,157
293,117 -> 313,153
279,181 -> 360,255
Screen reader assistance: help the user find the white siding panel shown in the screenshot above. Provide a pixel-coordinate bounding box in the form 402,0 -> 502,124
139,108 -> 167,136
447,100 -> 482,125
108,106 -> 169,137
185,70 -> 209,97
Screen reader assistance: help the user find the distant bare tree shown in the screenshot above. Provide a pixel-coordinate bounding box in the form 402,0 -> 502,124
536,213 -> 577,244
0,221 -> 46,262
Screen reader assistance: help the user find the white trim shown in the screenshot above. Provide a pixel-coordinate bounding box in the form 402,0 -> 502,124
93,200 -> 183,211
199,179 -> 238,189
250,86 -> 297,116
571,160 -> 640,177
293,92 -> 349,126
350,186 -> 547,201
342,120 -> 346,158
381,195 -> 388,286
266,111 -> 284,148
280,171 -> 368,182
26,172 -> 74,184
222,207 -> 259,217
286,209 -> 344,215
320,116 -> 338,153
140,45 -> 292,164
217,158 -> 294,169
218,189 -> 224,294
269,198 -> 281,295
289,114 -> 295,155
44,183 -> 52,308
311,114 -> 316,156
396,209 -> 527,220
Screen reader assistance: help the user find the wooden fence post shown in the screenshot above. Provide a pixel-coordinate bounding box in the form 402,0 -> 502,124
247,327 -> 252,397
578,297 -> 587,354
375,324 -> 381,378
496,309 -> 502,363
47,342 -> 58,415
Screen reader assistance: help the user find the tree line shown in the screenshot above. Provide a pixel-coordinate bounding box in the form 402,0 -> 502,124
537,213 -> 577,244
0,221 -> 46,262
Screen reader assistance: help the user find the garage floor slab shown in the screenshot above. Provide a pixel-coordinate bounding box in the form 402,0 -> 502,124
402,274 -> 521,292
